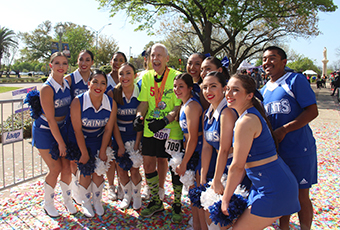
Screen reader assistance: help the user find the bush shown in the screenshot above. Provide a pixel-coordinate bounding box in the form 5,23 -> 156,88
0,110 -> 33,143
99,65 -> 112,75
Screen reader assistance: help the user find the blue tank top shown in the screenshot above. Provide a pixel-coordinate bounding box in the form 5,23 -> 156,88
78,91 -> 112,138
203,98 -> 228,151
236,107 -> 277,163
43,76 -> 71,117
179,97 -> 203,152
69,70 -> 88,99
116,85 -> 140,122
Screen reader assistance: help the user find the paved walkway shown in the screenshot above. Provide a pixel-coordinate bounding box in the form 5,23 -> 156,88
0,83 -> 339,229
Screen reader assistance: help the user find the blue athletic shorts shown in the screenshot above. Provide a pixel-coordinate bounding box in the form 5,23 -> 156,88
246,157 -> 301,217
281,147 -> 318,189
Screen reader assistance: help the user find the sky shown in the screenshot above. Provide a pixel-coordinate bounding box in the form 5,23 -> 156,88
1,0 -> 340,69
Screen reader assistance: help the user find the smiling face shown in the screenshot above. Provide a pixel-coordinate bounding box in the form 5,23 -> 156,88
225,77 -> 253,113
118,64 -> 136,88
187,54 -> 203,81
151,45 -> 169,75
49,56 -> 68,75
201,74 -> 225,107
173,78 -> 192,101
88,74 -> 107,96
262,49 -> 287,81
200,59 -> 222,79
111,53 -> 126,72
78,51 -> 93,73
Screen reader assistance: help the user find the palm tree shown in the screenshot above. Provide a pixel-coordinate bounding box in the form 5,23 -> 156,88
0,27 -> 18,71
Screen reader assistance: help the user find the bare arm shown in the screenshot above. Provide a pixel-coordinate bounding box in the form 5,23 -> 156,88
176,101 -> 202,176
165,105 -> 180,123
40,85 -> 67,156
212,108 -> 238,194
274,104 -> 318,142
221,114 -> 261,215
136,101 -> 149,118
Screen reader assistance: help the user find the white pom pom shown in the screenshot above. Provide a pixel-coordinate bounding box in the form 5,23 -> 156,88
106,146 -> 115,160
168,152 -> 183,174
130,150 -> 143,168
124,140 -> 135,155
201,187 -> 222,210
221,173 -> 228,187
234,184 -> 249,198
180,170 -> 195,189
95,159 -> 107,176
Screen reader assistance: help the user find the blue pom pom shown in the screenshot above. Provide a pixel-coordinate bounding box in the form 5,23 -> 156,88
77,147 -> 96,176
115,151 -> 133,171
187,151 -> 199,171
189,183 -> 210,208
209,194 -> 248,227
65,141 -> 81,161
49,141 -> 60,160
24,90 -> 42,119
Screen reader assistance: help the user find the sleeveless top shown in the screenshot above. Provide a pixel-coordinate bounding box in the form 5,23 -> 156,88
203,98 -> 228,151
78,91 -> 112,138
235,107 -> 276,163
69,70 -> 88,99
179,97 -> 203,152
43,76 -> 71,117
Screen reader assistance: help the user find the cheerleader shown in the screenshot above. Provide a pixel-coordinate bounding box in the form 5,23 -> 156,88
221,74 -> 300,229
32,52 -> 75,217
200,71 -> 238,228
64,50 -> 94,205
109,62 -> 143,209
173,73 -> 204,230
70,70 -> 117,218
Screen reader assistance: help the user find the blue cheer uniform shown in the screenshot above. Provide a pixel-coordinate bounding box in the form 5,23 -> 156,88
68,69 -> 89,99
239,107 -> 300,217
106,73 -> 117,93
111,84 -> 140,150
32,76 -> 71,150
179,97 -> 203,172
261,72 -> 317,189
78,91 -> 112,157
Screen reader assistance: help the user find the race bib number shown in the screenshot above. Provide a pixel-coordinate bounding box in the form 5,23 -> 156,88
153,128 -> 170,140
165,139 -> 182,156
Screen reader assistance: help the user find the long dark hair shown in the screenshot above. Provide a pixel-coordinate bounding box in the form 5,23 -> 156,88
204,56 -> 230,80
230,74 -> 278,149
113,62 -> 136,105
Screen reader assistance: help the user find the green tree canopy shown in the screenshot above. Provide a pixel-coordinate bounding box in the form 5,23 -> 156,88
96,35 -> 119,66
287,56 -> 320,73
0,27 -> 18,68
97,0 -> 337,73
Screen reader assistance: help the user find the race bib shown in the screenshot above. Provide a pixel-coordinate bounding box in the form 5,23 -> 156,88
165,139 -> 182,156
153,128 -> 170,140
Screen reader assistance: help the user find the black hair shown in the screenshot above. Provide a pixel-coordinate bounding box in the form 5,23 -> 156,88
113,62 -> 136,105
204,56 -> 230,80
113,51 -> 127,62
79,50 -> 94,61
264,46 -> 287,60
89,69 -> 107,83
205,71 -> 227,87
143,47 -> 152,69
174,73 -> 194,89
230,74 -> 278,149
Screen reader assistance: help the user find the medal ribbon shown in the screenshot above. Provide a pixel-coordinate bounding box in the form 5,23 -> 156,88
154,67 -> 170,108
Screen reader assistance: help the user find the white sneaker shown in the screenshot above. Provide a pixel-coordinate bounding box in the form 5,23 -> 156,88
141,185 -> 150,200
108,185 -> 117,201
159,187 -> 165,201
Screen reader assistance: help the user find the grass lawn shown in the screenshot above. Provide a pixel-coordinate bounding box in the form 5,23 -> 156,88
0,86 -> 21,93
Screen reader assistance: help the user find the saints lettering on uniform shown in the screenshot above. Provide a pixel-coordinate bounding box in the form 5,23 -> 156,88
55,96 -> 71,108
264,98 -> 291,116
204,130 -> 220,142
82,118 -> 109,127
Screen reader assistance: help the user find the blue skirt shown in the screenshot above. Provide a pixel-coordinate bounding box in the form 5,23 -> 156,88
246,157 -> 300,217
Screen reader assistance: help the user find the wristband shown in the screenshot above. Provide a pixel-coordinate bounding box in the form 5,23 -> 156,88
163,116 -> 169,125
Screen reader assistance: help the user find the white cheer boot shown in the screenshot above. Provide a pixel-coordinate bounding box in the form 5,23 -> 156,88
120,181 -> 132,209
43,182 -> 60,217
71,170 -> 81,205
132,181 -> 142,210
79,184 -> 94,218
92,182 -> 105,216
59,181 -> 77,214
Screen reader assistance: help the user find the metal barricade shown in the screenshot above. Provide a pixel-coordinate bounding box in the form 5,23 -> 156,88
0,98 -> 46,191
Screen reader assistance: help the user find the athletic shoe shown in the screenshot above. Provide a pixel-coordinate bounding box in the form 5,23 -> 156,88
140,199 -> 164,217
171,203 -> 183,223
159,187 -> 165,201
